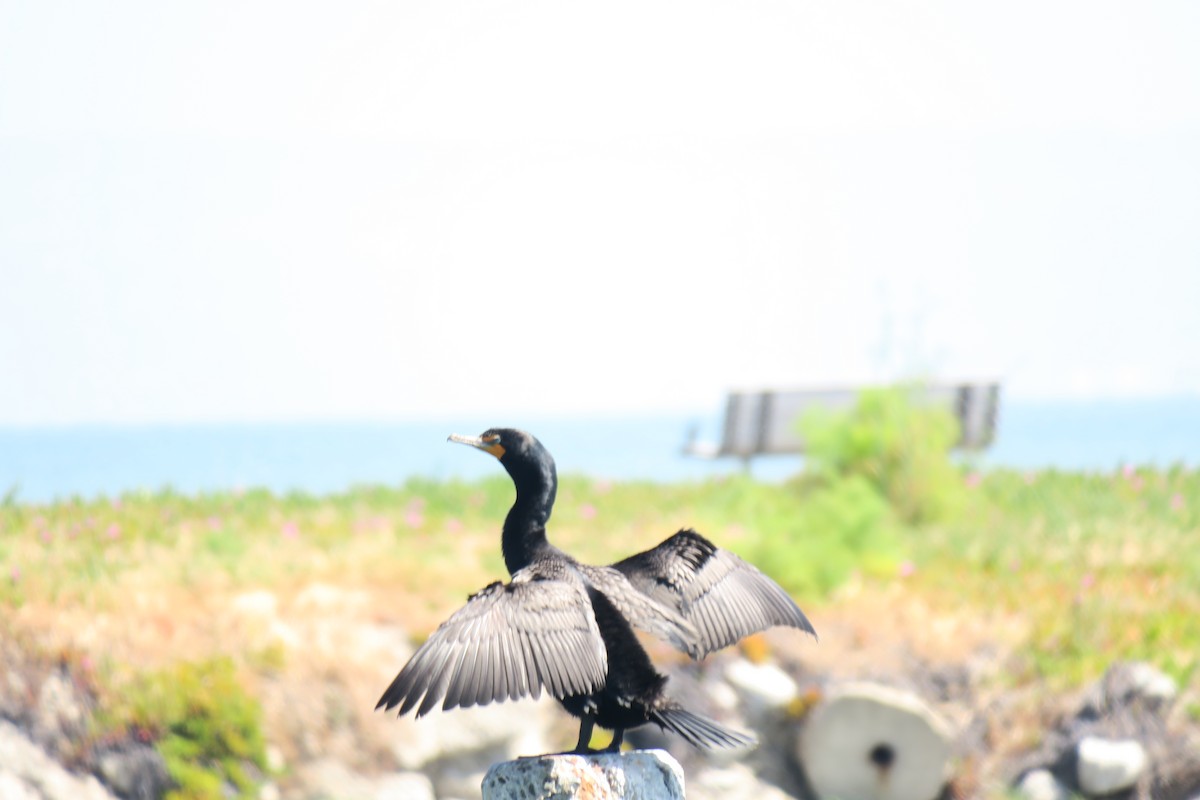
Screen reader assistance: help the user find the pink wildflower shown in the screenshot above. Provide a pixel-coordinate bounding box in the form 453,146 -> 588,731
1080,573 -> 1095,590
445,518 -> 463,533
1170,493 -> 1185,512
9,566 -> 19,583
964,473 -> 982,489
898,560 -> 916,578
579,504 -> 597,520
404,510 -> 424,529
106,523 -> 121,540
281,521 -> 299,540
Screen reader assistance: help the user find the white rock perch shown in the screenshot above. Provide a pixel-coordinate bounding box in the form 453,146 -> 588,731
482,750 -> 685,800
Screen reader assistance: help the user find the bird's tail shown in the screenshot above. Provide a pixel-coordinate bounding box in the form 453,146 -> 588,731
651,706 -> 757,750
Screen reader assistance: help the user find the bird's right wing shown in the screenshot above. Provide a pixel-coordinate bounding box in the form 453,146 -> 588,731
375,570 -> 607,718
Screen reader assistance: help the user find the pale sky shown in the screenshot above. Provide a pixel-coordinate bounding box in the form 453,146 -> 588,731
2,1 -> 1198,425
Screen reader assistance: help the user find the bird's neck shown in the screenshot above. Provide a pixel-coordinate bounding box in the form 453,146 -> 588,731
501,462 -> 558,574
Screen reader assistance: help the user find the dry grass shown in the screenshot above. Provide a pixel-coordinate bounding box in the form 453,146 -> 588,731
0,468 -> 1197,797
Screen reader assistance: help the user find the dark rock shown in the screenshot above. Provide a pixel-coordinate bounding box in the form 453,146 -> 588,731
95,744 -> 173,800
1009,661 -> 1200,800
1078,662 -> 1178,722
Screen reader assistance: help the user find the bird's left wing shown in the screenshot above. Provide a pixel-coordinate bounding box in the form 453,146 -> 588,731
375,568 -> 607,718
612,528 -> 817,659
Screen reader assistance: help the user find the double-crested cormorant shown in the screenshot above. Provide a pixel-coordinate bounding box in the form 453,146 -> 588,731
376,428 -> 816,752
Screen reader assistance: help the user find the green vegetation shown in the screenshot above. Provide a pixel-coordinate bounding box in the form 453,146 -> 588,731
0,429 -> 1195,694
0,386 -> 1196,790
796,386 -> 1199,686
97,657 -> 268,800
920,465 -> 1200,686
801,383 -> 966,523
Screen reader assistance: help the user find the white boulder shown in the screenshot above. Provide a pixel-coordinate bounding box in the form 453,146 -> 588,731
1125,662 -> 1178,708
723,658 -> 799,711
1015,769 -> 1068,800
1076,736 -> 1147,796
374,771 -> 437,800
296,759 -> 436,800
0,720 -> 117,800
687,763 -> 795,800
385,698 -> 552,771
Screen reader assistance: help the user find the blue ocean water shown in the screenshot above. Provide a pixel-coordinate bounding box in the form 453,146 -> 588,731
0,398 -> 1196,503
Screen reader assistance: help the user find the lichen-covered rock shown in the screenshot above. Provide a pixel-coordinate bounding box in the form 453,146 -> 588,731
1076,736 -> 1148,796
798,682 -> 953,800
481,750 -> 684,800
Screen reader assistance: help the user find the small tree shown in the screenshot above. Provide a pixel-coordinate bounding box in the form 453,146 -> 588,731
800,385 -> 965,524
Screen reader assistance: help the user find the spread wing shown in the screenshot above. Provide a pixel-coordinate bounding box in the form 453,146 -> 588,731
576,564 -> 703,658
612,528 -> 817,659
375,569 -> 608,718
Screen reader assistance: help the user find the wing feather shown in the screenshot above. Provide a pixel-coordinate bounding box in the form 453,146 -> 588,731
440,643 -> 473,711
518,629 -> 540,701
497,628 -> 514,702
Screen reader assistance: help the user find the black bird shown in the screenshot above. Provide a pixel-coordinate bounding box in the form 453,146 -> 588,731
376,428 -> 816,753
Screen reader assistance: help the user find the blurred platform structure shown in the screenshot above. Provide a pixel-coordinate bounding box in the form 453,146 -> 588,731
685,382 -> 1000,465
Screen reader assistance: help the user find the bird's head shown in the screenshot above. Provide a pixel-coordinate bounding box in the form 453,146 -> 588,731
449,428 -> 557,510
447,428 -> 547,470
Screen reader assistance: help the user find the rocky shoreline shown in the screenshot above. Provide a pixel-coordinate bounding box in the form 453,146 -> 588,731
3,650 -> 1197,798
2,583 -> 1197,800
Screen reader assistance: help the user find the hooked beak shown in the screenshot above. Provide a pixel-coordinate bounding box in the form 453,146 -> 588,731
448,433 -> 505,459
